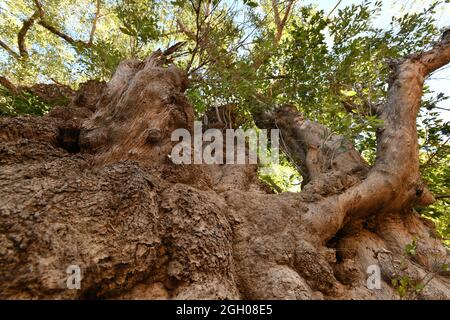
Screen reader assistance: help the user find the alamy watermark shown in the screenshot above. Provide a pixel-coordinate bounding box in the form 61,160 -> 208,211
170,121 -> 280,168
366,264 -> 381,290
66,264 -> 82,290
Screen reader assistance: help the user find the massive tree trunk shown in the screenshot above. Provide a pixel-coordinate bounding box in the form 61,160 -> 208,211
0,35 -> 449,300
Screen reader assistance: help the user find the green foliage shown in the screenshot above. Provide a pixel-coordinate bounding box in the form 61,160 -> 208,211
255,2 -> 449,241
259,155 -> 302,193
417,106 -> 450,240
391,274 -> 425,298
390,239 -> 447,298
391,275 -> 411,298
114,0 -> 160,55
405,238 -> 418,256
0,86 -> 54,116
78,39 -> 127,79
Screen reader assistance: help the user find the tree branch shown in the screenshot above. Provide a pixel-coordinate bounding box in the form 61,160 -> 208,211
326,0 -> 343,19
33,0 -> 44,16
254,105 -> 369,187
185,0 -> 203,73
279,0 -> 295,34
272,0 -> 296,45
2,0 -> 99,60
33,0 -> 91,48
38,21 -> 81,46
271,0 -> 281,34
334,30 -> 450,226
18,11 -> 40,57
421,136 -> 450,169
88,0 -> 101,45
0,11 -> 40,59
176,19 -> 196,40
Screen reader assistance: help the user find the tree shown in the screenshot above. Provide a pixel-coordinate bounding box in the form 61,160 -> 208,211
0,0 -> 449,299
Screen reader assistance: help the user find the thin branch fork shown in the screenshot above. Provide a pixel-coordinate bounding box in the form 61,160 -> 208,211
249,0 -> 296,71
421,136 -> 450,169
37,21 -> 82,46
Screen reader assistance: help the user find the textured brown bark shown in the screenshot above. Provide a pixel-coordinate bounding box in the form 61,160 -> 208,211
0,34 -> 449,300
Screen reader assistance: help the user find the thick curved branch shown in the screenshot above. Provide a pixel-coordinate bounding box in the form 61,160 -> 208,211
332,30 -> 450,225
256,31 -> 450,242
33,0 -> 44,16
0,11 -> 40,59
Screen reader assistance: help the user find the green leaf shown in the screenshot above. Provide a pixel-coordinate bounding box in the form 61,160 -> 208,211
414,283 -> 425,292
119,26 -> 136,37
244,0 -> 258,8
340,89 -> 357,97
